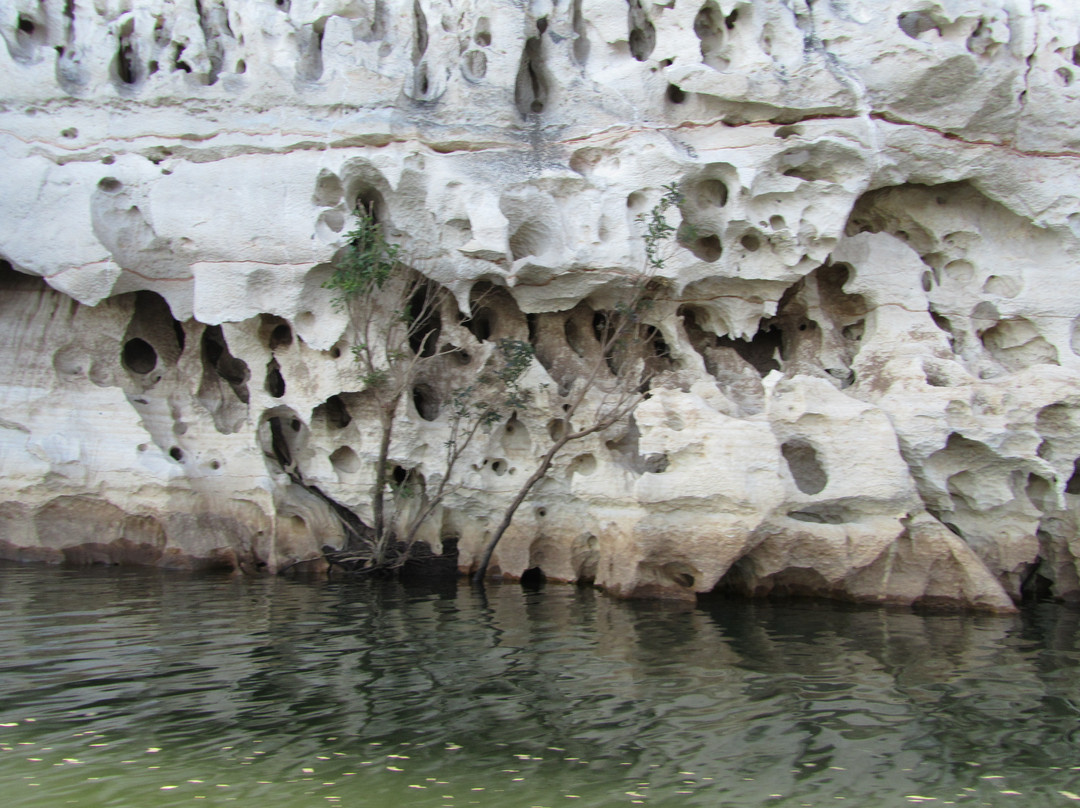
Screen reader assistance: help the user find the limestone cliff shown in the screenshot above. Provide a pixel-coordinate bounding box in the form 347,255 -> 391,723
5,0 -> 1080,611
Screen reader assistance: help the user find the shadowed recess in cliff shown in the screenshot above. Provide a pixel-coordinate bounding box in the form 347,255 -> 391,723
198,325 -> 250,434
120,291 -> 184,390
515,32 -> 550,116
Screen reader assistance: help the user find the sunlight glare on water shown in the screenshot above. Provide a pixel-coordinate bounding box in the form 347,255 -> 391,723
1,564 -> 1079,807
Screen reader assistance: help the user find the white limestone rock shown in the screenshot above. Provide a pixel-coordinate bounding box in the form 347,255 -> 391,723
5,0 -> 1080,610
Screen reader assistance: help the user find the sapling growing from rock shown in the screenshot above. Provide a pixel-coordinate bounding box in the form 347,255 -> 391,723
471,184 -> 684,582
321,206 -> 533,572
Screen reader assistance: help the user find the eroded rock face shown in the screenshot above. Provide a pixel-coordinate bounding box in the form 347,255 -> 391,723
6,0 -> 1080,611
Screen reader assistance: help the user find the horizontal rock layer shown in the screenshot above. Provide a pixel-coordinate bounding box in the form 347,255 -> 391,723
5,0 -> 1080,611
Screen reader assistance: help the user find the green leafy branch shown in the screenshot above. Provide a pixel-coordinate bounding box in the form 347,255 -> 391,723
636,182 -> 683,271
323,207 -> 399,308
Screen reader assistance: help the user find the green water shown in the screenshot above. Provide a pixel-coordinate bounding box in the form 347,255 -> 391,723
1,565 -> 1079,807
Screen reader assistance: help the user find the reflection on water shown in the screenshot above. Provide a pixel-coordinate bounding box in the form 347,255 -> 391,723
1,564 -> 1079,807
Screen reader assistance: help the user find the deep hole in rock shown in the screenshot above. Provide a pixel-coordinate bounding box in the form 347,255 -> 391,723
680,305 -> 783,377
265,359 -> 286,398
172,319 -> 186,354
266,416 -> 293,469
514,36 -> 549,116
122,338 -> 157,375
413,384 -> 439,421
628,0 -> 656,61
1021,565 -> 1054,603
706,556 -> 754,598
121,291 -> 184,384
465,307 -> 494,341
270,323 -> 293,350
169,446 -> 183,462
201,325 -> 250,403
686,232 -> 723,262
525,313 -> 539,346
316,395 -> 352,429
520,566 -> 546,587
114,19 -> 138,85
666,83 -> 687,103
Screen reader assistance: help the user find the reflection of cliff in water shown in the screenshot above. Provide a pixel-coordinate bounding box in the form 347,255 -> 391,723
1,567 -> 1078,806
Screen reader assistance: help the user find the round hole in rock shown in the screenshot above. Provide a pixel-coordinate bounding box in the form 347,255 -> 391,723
694,178 -> 728,208
122,338 -> 158,374
169,446 -> 183,462
209,460 -> 221,470
320,395 -> 352,429
491,459 -> 507,475
689,234 -> 722,262
740,233 -> 760,252
290,418 -> 301,432
769,214 -> 785,230
330,446 -> 361,474
329,345 -> 342,359
98,177 -> 122,193
536,507 -> 547,518
412,384 -> 439,421
269,323 -> 293,350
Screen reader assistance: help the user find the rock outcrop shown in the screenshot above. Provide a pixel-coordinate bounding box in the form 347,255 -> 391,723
6,0 -> 1080,611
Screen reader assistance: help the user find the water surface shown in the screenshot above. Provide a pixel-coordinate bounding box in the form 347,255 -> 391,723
1,564 -> 1078,807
